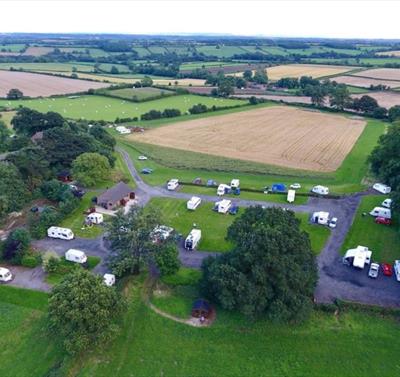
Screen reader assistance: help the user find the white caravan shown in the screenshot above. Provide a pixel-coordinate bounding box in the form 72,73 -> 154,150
373,183 -> 391,194
312,211 -> 330,225
65,249 -> 87,264
215,199 -> 232,214
382,198 -> 392,208
217,184 -> 231,196
47,226 -> 74,240
394,260 -> 400,282
115,126 -> 131,134
167,179 -> 179,191
343,245 -> 372,269
86,213 -> 104,224
0,267 -> 12,282
187,196 -> 201,211
184,229 -> 202,251
287,189 -> 296,203
103,273 -> 116,287
369,207 -> 391,219
311,185 -> 329,195
230,179 -> 240,189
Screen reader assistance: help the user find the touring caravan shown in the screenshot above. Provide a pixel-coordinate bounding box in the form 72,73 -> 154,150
215,199 -> 232,214
312,211 -> 330,225
382,198 -> 392,208
185,229 -> 202,251
0,267 -> 12,282
65,249 -> 87,264
217,184 -> 231,196
373,183 -> 391,194
230,179 -> 240,189
287,189 -> 296,203
187,196 -> 201,211
369,207 -> 391,219
343,245 -> 372,269
47,226 -> 74,240
167,179 -> 179,191
311,185 -> 329,195
103,273 -> 116,287
86,213 -> 104,224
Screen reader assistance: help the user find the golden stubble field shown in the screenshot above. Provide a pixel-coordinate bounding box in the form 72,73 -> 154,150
130,106 -> 366,172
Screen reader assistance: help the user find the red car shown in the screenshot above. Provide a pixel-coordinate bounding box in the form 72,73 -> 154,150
381,263 -> 393,277
375,217 -> 392,225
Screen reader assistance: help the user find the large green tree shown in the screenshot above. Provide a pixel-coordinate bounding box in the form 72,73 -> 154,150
253,69 -> 268,84
200,206 -> 317,322
154,241 -> 181,276
72,152 -> 111,187
0,120 -> 10,152
48,269 -> 125,354
7,88 -> 23,100
107,206 -> 160,276
329,85 -> 351,110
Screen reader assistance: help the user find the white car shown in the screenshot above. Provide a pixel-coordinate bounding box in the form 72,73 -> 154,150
138,155 -> 148,161
290,183 -> 301,190
0,267 -> 12,282
368,263 -> 379,279
329,217 -> 338,228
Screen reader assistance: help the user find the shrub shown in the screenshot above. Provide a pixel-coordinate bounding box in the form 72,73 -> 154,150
21,254 -> 40,268
42,251 -> 61,273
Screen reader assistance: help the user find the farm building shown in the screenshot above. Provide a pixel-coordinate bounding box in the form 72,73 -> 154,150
97,181 -> 134,210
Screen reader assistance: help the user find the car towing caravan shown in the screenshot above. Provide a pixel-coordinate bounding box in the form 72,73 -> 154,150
47,226 -> 74,240
184,229 -> 201,251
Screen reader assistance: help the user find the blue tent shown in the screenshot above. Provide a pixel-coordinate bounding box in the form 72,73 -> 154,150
271,183 -> 287,193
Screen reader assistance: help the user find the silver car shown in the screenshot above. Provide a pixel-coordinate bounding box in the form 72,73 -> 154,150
368,263 -> 379,279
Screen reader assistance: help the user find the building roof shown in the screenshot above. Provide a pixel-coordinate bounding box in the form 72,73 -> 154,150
192,299 -> 211,312
97,181 -> 133,204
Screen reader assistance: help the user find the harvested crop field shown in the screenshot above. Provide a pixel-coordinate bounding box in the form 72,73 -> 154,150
266,64 -> 357,80
351,68 -> 400,81
351,91 -> 400,108
0,71 -> 110,97
23,47 -> 54,56
234,94 -> 312,104
332,75 -> 400,88
130,106 -> 366,172
376,50 -> 400,57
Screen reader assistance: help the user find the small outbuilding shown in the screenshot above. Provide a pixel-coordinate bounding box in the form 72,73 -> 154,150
97,181 -> 134,210
191,299 -> 212,319
57,170 -> 72,183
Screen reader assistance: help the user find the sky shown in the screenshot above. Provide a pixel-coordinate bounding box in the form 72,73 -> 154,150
1,0 -> 400,39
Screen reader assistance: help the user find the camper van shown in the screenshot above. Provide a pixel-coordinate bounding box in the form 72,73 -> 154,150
47,226 -> 74,240
167,179 -> 179,191
373,183 -> 391,194
184,229 -> 202,251
65,249 -> 87,264
382,198 -> 392,208
86,213 -> 104,225
287,189 -> 296,203
103,273 -> 116,287
0,267 -> 12,282
217,184 -> 231,196
343,245 -> 372,269
311,185 -> 329,195
215,199 -> 232,214
369,207 -> 391,219
312,211 -> 330,225
230,179 -> 240,189
187,196 -> 201,211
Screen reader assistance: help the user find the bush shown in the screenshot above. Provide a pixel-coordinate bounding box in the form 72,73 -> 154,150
42,251 -> 61,273
3,228 -> 31,264
21,254 -> 40,268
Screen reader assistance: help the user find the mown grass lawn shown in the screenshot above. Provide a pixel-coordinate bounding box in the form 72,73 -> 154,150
341,195 -> 400,262
148,198 -> 329,254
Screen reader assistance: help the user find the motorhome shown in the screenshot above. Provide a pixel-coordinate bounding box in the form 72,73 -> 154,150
343,245 -> 372,269
369,206 -> 391,219
311,185 -> 329,195
65,249 -> 87,264
184,229 -> 202,251
167,179 -> 179,191
86,212 -> 104,224
373,183 -> 391,194
47,226 -> 74,240
215,199 -> 232,214
312,211 -> 330,225
287,189 -> 296,203
187,196 -> 201,211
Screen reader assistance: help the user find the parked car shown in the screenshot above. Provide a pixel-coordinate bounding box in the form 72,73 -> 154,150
229,205 -> 239,215
329,217 -> 338,228
375,216 -> 391,225
0,267 -> 13,282
368,263 -> 380,278
290,183 -> 301,189
138,155 -> 148,160
141,168 -> 153,174
381,263 -> 393,277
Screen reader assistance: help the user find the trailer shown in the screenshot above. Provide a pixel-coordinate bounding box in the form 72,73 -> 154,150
167,179 -> 179,191
86,212 -> 104,224
47,226 -> 74,240
187,196 -> 201,211
369,206 -> 391,219
215,199 -> 232,214
373,183 -> 391,194
287,189 -> 296,203
343,245 -> 372,269
184,229 -> 202,251
312,211 -> 329,225
311,185 -> 329,195
65,249 -> 87,264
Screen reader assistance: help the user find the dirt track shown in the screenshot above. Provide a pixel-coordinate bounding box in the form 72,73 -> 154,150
130,106 -> 366,172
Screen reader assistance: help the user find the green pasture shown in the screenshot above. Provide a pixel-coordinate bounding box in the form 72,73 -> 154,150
102,87 -> 175,101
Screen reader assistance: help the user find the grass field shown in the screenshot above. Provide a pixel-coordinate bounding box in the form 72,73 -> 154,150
0,62 -> 97,72
341,195 -> 400,262
180,61 -> 242,71
0,110 -> 16,128
0,94 -> 244,121
195,45 -> 246,58
148,198 -> 329,253
0,44 -> 25,52
130,106 -> 366,173
120,116 -> 385,194
102,87 -> 175,101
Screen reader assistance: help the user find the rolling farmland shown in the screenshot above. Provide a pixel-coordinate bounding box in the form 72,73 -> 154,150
332,75 -> 400,88
351,91 -> 400,108
130,106 -> 366,172
102,87 -> 175,101
351,68 -> 400,81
